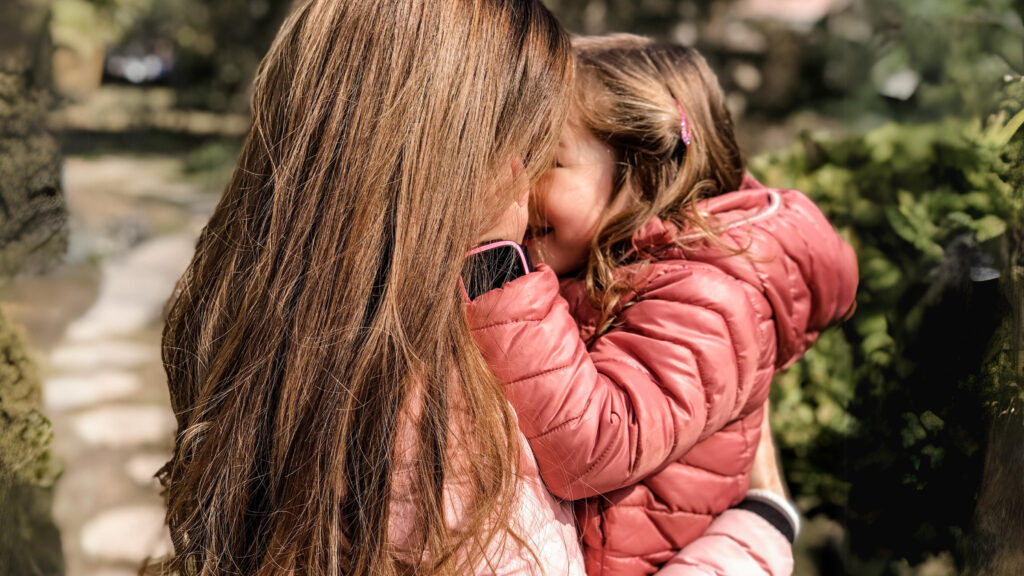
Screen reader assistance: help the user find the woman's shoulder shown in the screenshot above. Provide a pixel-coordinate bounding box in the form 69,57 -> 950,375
389,393 -> 586,575
501,436 -> 587,575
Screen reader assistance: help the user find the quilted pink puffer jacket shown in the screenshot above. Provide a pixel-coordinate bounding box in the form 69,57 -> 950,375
467,177 -> 858,575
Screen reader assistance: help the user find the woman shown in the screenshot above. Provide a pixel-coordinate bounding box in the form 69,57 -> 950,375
154,0 -> 795,574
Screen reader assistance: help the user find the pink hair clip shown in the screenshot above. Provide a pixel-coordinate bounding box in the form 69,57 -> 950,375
673,98 -> 693,147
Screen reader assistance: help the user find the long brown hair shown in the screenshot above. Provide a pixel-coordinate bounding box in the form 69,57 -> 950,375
570,34 -> 744,330
153,1 -> 571,574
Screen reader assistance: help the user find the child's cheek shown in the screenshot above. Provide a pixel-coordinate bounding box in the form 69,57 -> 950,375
545,174 -> 577,230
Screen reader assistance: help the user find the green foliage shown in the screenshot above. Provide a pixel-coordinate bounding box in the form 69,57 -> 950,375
0,309 -> 64,576
0,311 -> 60,489
831,0 -> 1024,120
152,0 -> 293,111
751,94 -> 1024,571
70,0 -> 292,111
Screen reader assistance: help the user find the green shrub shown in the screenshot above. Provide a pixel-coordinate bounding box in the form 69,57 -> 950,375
751,100 -> 1023,571
0,309 -> 63,576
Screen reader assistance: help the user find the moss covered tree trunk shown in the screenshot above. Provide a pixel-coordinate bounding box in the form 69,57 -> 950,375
0,309 -> 63,575
965,225 -> 1024,575
0,0 -> 67,275
0,0 -> 67,574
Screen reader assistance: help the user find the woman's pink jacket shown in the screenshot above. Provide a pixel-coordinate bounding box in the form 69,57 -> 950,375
389,400 -> 796,575
465,177 -> 859,575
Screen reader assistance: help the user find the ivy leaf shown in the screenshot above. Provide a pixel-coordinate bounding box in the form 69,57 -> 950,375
887,191 -> 944,260
971,214 -> 1007,242
992,108 -> 1024,146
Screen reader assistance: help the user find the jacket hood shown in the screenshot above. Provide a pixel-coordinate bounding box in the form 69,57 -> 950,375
631,175 -> 780,256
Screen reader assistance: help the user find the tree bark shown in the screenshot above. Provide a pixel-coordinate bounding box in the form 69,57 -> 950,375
0,1 -> 67,574
0,0 -> 67,277
964,223 -> 1024,575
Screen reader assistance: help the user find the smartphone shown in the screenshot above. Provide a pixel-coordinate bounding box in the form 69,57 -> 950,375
461,240 -> 532,301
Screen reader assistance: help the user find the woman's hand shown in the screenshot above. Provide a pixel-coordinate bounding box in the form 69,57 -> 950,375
749,399 -> 789,499
476,158 -> 530,244
477,193 -> 529,244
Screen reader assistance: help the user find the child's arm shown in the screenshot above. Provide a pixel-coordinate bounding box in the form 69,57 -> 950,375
466,261 -> 770,500
656,408 -> 798,576
691,188 -> 859,369
467,189 -> 858,501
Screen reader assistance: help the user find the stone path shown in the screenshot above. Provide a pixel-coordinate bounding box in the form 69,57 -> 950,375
4,155 -> 218,576
43,236 -> 185,576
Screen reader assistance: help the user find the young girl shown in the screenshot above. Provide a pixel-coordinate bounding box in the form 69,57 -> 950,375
465,34 -> 859,575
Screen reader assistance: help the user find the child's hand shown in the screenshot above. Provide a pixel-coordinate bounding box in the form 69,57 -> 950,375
749,400 -> 789,499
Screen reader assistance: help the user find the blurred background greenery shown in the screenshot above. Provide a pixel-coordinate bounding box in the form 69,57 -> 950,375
1,0 -> 1022,575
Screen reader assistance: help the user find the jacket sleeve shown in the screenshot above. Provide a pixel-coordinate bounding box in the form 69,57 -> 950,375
465,262 -> 767,500
654,509 -> 794,576
691,188 -> 859,369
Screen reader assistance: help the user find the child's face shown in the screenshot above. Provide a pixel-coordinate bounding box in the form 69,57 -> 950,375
526,119 -> 617,275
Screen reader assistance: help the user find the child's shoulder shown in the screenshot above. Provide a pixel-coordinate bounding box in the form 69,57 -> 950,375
632,177 -> 829,263
633,178 -> 776,256
613,177 -> 840,311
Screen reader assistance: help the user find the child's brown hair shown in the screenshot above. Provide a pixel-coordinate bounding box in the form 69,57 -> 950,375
571,34 -> 746,328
